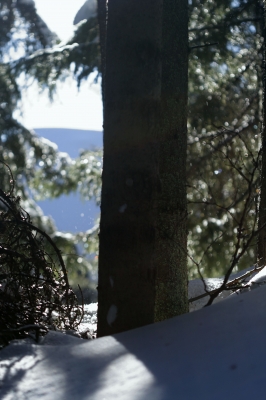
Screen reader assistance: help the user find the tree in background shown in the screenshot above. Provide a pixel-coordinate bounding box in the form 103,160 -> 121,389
0,0 -> 101,301
97,0 -> 188,336
1,0 -> 266,303
15,0 -> 265,276
186,0 -> 264,276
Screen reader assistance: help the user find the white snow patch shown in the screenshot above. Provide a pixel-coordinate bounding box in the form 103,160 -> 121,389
77,303 -> 98,335
245,266 -> 266,286
0,285 -> 265,399
85,302 -> 98,313
188,265 -> 265,311
38,137 -> 58,151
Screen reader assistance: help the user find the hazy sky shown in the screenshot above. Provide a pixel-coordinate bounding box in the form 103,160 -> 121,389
34,0 -> 86,42
17,0 -> 103,131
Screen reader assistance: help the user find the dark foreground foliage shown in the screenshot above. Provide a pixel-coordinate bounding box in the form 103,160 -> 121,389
0,162 -> 83,348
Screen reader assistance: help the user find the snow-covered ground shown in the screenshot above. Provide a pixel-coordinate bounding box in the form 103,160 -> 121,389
0,268 -> 265,399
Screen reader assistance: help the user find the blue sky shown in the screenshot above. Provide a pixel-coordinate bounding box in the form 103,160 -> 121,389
17,0 -> 103,131
14,1 -> 103,232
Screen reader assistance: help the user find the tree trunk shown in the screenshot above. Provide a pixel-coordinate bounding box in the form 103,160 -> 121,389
154,0 -> 188,321
97,0 -> 188,337
257,1 -> 266,266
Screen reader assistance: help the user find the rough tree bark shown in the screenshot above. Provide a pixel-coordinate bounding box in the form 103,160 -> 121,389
154,0 -> 188,322
97,0 -> 188,337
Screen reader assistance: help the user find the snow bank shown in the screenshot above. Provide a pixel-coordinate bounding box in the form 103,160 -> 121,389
188,265 -> 266,310
0,283 -> 265,400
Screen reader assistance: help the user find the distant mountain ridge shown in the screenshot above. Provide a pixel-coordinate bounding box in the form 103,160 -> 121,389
33,128 -> 102,232
34,128 -> 103,158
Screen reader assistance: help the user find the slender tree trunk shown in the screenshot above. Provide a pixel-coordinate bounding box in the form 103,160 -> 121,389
97,0 -> 188,337
257,1 -> 266,266
154,0 -> 188,321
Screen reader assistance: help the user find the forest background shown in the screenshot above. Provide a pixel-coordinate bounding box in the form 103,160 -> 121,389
0,0 -> 264,303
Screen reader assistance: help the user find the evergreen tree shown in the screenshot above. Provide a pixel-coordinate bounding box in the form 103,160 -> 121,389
186,0 -> 264,276
15,0 -> 264,277
1,0 -> 265,295
0,0 -> 100,300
